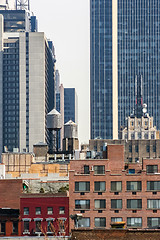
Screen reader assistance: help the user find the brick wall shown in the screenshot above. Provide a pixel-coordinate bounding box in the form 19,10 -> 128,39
107,145 -> 124,171
71,229 -> 160,240
0,179 -> 23,209
69,144 -> 160,230
20,194 -> 69,235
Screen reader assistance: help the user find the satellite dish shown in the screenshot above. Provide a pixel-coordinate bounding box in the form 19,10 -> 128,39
143,103 -> 147,114
143,108 -> 147,113
143,103 -> 147,108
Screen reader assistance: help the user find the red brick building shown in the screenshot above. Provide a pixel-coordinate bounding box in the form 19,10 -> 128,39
69,144 -> 160,230
20,193 -> 69,236
0,179 -> 23,236
71,229 -> 160,240
0,208 -> 21,237
0,179 -> 23,209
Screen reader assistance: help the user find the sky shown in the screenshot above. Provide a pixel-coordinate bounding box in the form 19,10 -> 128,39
30,0 -> 90,145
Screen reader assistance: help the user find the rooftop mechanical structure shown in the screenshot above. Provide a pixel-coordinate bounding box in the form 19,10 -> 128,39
16,0 -> 30,10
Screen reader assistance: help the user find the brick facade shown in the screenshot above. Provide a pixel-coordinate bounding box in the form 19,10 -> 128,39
69,144 -> 160,230
20,193 -> 69,236
71,229 -> 160,240
0,179 -> 23,209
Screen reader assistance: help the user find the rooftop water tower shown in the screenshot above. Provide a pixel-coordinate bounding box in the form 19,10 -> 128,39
47,109 -> 62,153
63,120 -> 79,153
64,120 -> 78,139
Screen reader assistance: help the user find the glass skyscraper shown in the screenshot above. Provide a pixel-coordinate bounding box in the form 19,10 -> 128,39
90,0 -> 160,139
64,88 -> 78,124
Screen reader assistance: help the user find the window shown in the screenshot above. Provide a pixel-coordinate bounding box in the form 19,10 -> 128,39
12,221 -> 18,233
135,158 -> 139,163
153,145 -> 156,153
147,218 -> 160,228
129,145 -> 132,152
94,181 -> 106,192
24,207 -> 29,215
127,218 -> 142,227
95,218 -> 106,227
111,217 -> 122,223
75,182 -> 90,192
95,200 -> 106,209
35,221 -> 41,232
131,133 -> 135,140
59,207 -> 65,214
151,133 -> 155,139
146,145 -> 150,152
129,158 -> 132,163
77,218 -> 90,228
127,181 -> 142,191
58,218 -> 67,234
127,199 -> 142,209
94,165 -> 105,174
147,200 -> 160,209
129,169 -> 135,174
111,181 -> 122,191
138,132 -> 141,139
36,207 -> 41,215
84,165 -> 90,174
47,207 -> 53,215
111,199 -> 122,209
47,220 -> 53,232
23,221 -> 29,232
144,133 -> 148,139
0,222 -> 5,233
147,165 -> 158,174
147,181 -> 160,191
75,200 -> 90,209
94,146 -> 97,151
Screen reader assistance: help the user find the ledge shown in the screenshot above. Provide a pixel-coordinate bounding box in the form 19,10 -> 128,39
74,209 -> 90,211
75,174 -> 90,176
74,191 -> 90,193
125,190 -> 141,192
94,191 -> 106,193
94,174 -> 106,176
146,208 -> 159,210
93,209 -> 106,211
110,191 -> 122,193
145,190 -> 160,192
110,174 -> 122,176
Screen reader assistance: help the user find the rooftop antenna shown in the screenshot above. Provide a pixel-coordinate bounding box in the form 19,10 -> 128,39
135,75 -> 143,118
135,75 -> 137,103
141,75 -> 143,99
16,0 -> 30,10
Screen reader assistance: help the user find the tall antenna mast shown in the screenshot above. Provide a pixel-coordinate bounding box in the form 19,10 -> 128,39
135,75 -> 137,105
16,0 -> 30,11
135,75 -> 143,118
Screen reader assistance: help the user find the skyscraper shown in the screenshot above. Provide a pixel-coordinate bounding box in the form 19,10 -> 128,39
90,0 -> 160,140
64,88 -> 78,125
0,10 -> 56,155
55,70 -> 64,150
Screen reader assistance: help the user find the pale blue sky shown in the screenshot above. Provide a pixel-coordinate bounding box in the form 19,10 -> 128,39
31,0 -> 90,145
